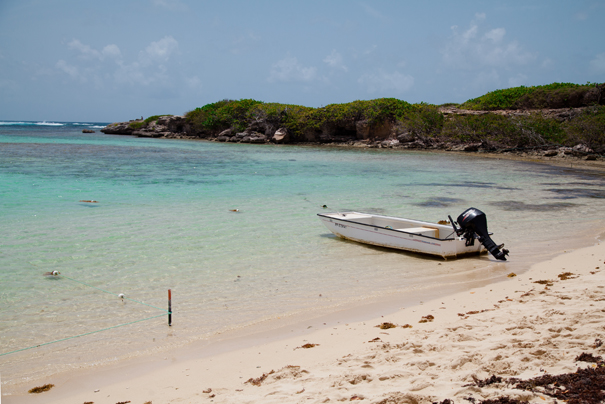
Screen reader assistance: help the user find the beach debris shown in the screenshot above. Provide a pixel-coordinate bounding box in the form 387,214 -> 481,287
118,293 -> 125,299
507,272 -> 517,278
296,388 -> 305,394
43,271 -> 60,276
144,401 -> 152,404
229,209 -> 240,212
402,324 -> 413,328
376,322 -> 397,329
295,343 -> 319,350
369,337 -> 382,342
594,338 -> 603,348
533,279 -> 554,286
79,200 -> 98,203
322,205 -> 328,208
575,352 -> 603,363
558,271 -> 577,280
203,388 -> 212,393
115,401 -> 131,404
28,384 -> 54,393
245,370 -> 275,386
464,375 -> 503,387
84,401 -> 94,404
509,358 -> 605,404
419,315 -> 434,323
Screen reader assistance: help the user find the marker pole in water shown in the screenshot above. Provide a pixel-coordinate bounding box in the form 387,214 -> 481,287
168,289 -> 172,326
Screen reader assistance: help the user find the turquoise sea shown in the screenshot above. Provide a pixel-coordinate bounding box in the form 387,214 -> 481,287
1,121 -> 605,386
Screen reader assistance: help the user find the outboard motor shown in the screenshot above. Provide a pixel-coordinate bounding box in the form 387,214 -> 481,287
449,207 -> 509,261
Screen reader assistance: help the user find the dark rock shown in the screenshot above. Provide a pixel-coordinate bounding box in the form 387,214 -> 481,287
217,128 -> 233,138
82,129 -> 95,133
101,122 -> 136,135
133,131 -> 161,138
397,132 -> 415,143
249,133 -> 267,144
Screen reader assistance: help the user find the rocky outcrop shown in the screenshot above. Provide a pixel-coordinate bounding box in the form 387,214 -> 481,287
101,121 -> 136,135
101,116 -> 195,139
100,107 -> 603,163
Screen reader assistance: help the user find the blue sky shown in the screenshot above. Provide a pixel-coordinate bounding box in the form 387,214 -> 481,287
1,0 -> 604,122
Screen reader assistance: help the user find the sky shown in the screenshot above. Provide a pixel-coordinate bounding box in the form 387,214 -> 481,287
1,0 -> 604,122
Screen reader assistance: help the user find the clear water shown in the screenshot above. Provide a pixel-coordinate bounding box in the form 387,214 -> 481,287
1,121 -> 605,386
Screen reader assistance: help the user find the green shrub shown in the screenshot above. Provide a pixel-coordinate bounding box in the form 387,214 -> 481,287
398,103 -> 444,138
186,99 -> 263,134
561,105 -> 605,150
461,83 -> 598,110
129,121 -> 144,129
440,113 -> 566,148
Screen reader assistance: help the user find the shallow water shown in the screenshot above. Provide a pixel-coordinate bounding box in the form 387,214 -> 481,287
1,121 -> 605,385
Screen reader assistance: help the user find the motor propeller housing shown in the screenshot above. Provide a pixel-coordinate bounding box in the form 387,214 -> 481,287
451,207 -> 509,261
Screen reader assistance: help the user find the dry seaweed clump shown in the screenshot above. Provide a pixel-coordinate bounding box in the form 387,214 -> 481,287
295,343 -> 319,349
558,271 -> 577,280
419,315 -> 434,323
510,361 -> 605,404
376,322 -> 397,329
28,384 -> 54,393
245,370 -> 275,386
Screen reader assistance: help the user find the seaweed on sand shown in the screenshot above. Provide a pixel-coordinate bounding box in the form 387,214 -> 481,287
245,370 -> 275,386
376,322 -> 397,329
28,384 -> 54,393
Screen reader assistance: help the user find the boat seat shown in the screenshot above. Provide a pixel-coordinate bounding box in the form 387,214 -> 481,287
396,227 -> 439,238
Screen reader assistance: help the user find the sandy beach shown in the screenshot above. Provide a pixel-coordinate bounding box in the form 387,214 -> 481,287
4,231 -> 604,403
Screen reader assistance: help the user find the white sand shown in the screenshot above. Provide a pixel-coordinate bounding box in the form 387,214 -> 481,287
5,239 -> 605,404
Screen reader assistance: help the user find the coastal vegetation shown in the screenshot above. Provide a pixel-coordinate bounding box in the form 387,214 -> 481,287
460,82 -> 602,110
105,82 -> 604,154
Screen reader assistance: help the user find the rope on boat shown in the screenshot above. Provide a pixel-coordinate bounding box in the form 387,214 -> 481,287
0,274 -> 170,358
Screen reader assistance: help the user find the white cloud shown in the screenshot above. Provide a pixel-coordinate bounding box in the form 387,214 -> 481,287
55,60 -> 80,79
358,70 -> 414,94
590,53 -> 605,73
140,36 -> 178,66
68,39 -> 102,60
68,39 -> 121,61
442,15 -> 534,70
323,50 -> 348,72
268,55 -> 317,83
102,44 -> 122,60
484,28 -> 505,43
56,36 -> 192,96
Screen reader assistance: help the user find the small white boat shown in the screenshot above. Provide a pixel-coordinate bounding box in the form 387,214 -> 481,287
317,208 -> 508,260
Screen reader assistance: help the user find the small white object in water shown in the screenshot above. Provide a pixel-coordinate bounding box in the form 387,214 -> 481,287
118,293 -> 125,299
52,270 -> 59,276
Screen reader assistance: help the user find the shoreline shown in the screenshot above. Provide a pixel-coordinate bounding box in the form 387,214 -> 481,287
5,231 -> 604,404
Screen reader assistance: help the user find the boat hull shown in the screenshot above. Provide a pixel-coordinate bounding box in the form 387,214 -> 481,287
318,212 -> 485,259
